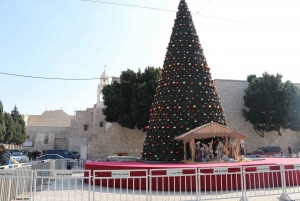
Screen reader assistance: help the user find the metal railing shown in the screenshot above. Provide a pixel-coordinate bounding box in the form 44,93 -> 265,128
2,160 -> 300,200
150,168 -> 198,201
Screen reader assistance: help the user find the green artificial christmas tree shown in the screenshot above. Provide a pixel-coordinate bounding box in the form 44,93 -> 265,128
142,0 -> 227,162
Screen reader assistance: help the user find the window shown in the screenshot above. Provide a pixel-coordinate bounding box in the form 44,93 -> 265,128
27,135 -> 29,139
100,121 -> 104,127
44,138 -> 49,144
84,124 -> 88,131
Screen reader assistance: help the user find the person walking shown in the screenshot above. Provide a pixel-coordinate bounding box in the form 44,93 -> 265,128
0,144 -> 10,166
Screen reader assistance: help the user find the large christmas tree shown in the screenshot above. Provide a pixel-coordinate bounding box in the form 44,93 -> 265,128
142,0 -> 226,162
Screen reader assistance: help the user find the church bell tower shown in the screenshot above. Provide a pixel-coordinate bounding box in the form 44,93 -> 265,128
97,69 -> 109,104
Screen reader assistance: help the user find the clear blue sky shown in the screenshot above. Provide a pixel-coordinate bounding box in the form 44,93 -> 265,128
0,0 -> 300,115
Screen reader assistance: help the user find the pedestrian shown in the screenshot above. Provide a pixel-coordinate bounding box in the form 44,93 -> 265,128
0,144 -> 10,166
288,146 -> 292,157
27,150 -> 33,161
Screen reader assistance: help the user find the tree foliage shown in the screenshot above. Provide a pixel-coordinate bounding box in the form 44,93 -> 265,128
0,102 -> 26,145
4,112 -> 14,143
243,72 -> 300,140
0,101 -> 5,142
281,81 -> 300,131
10,106 -> 26,144
102,66 -> 160,130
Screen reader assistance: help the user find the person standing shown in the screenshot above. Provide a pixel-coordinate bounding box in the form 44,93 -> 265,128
288,146 -> 292,157
0,144 -> 10,166
27,151 -> 33,161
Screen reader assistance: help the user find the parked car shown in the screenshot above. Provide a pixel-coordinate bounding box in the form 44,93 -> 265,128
11,152 -> 29,163
248,146 -> 284,158
70,151 -> 80,159
36,154 -> 65,161
45,150 -> 78,159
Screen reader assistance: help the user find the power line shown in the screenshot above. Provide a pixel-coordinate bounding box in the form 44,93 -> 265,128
82,0 -> 300,33
194,14 -> 300,33
0,71 -> 114,81
196,0 -> 212,14
82,0 -> 175,13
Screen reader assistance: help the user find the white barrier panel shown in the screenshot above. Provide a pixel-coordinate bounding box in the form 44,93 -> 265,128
0,168 -> 33,201
34,169 -> 91,201
93,169 -> 148,201
282,163 -> 300,195
242,164 -> 283,198
198,166 -> 243,200
149,168 -> 198,201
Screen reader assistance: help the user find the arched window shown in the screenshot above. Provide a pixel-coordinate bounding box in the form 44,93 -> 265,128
84,124 -> 88,131
100,121 -> 104,127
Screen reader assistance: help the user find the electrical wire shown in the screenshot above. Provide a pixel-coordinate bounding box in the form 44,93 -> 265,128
82,0 -> 300,33
82,0 -> 175,13
0,71 -> 114,81
196,0 -> 212,14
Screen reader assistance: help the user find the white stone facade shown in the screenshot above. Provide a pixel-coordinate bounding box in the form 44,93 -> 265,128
23,77 -> 300,158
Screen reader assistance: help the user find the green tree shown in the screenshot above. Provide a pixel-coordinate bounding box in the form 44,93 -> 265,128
281,81 -> 300,132
242,72 -> 296,146
0,101 -> 5,142
4,112 -> 15,143
10,105 -> 26,145
142,0 -> 226,162
102,66 -> 160,130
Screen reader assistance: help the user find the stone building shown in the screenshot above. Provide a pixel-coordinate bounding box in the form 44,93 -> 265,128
23,70 -> 300,159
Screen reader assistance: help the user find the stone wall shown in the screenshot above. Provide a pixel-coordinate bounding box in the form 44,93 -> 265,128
214,79 -> 300,153
87,122 -> 145,159
69,110 -> 93,152
25,126 -> 70,151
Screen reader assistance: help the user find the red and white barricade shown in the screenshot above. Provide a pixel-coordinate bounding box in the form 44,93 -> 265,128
281,163 -> 300,200
149,168 -> 198,201
242,164 -> 283,198
198,166 -> 244,200
93,169 -> 148,201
